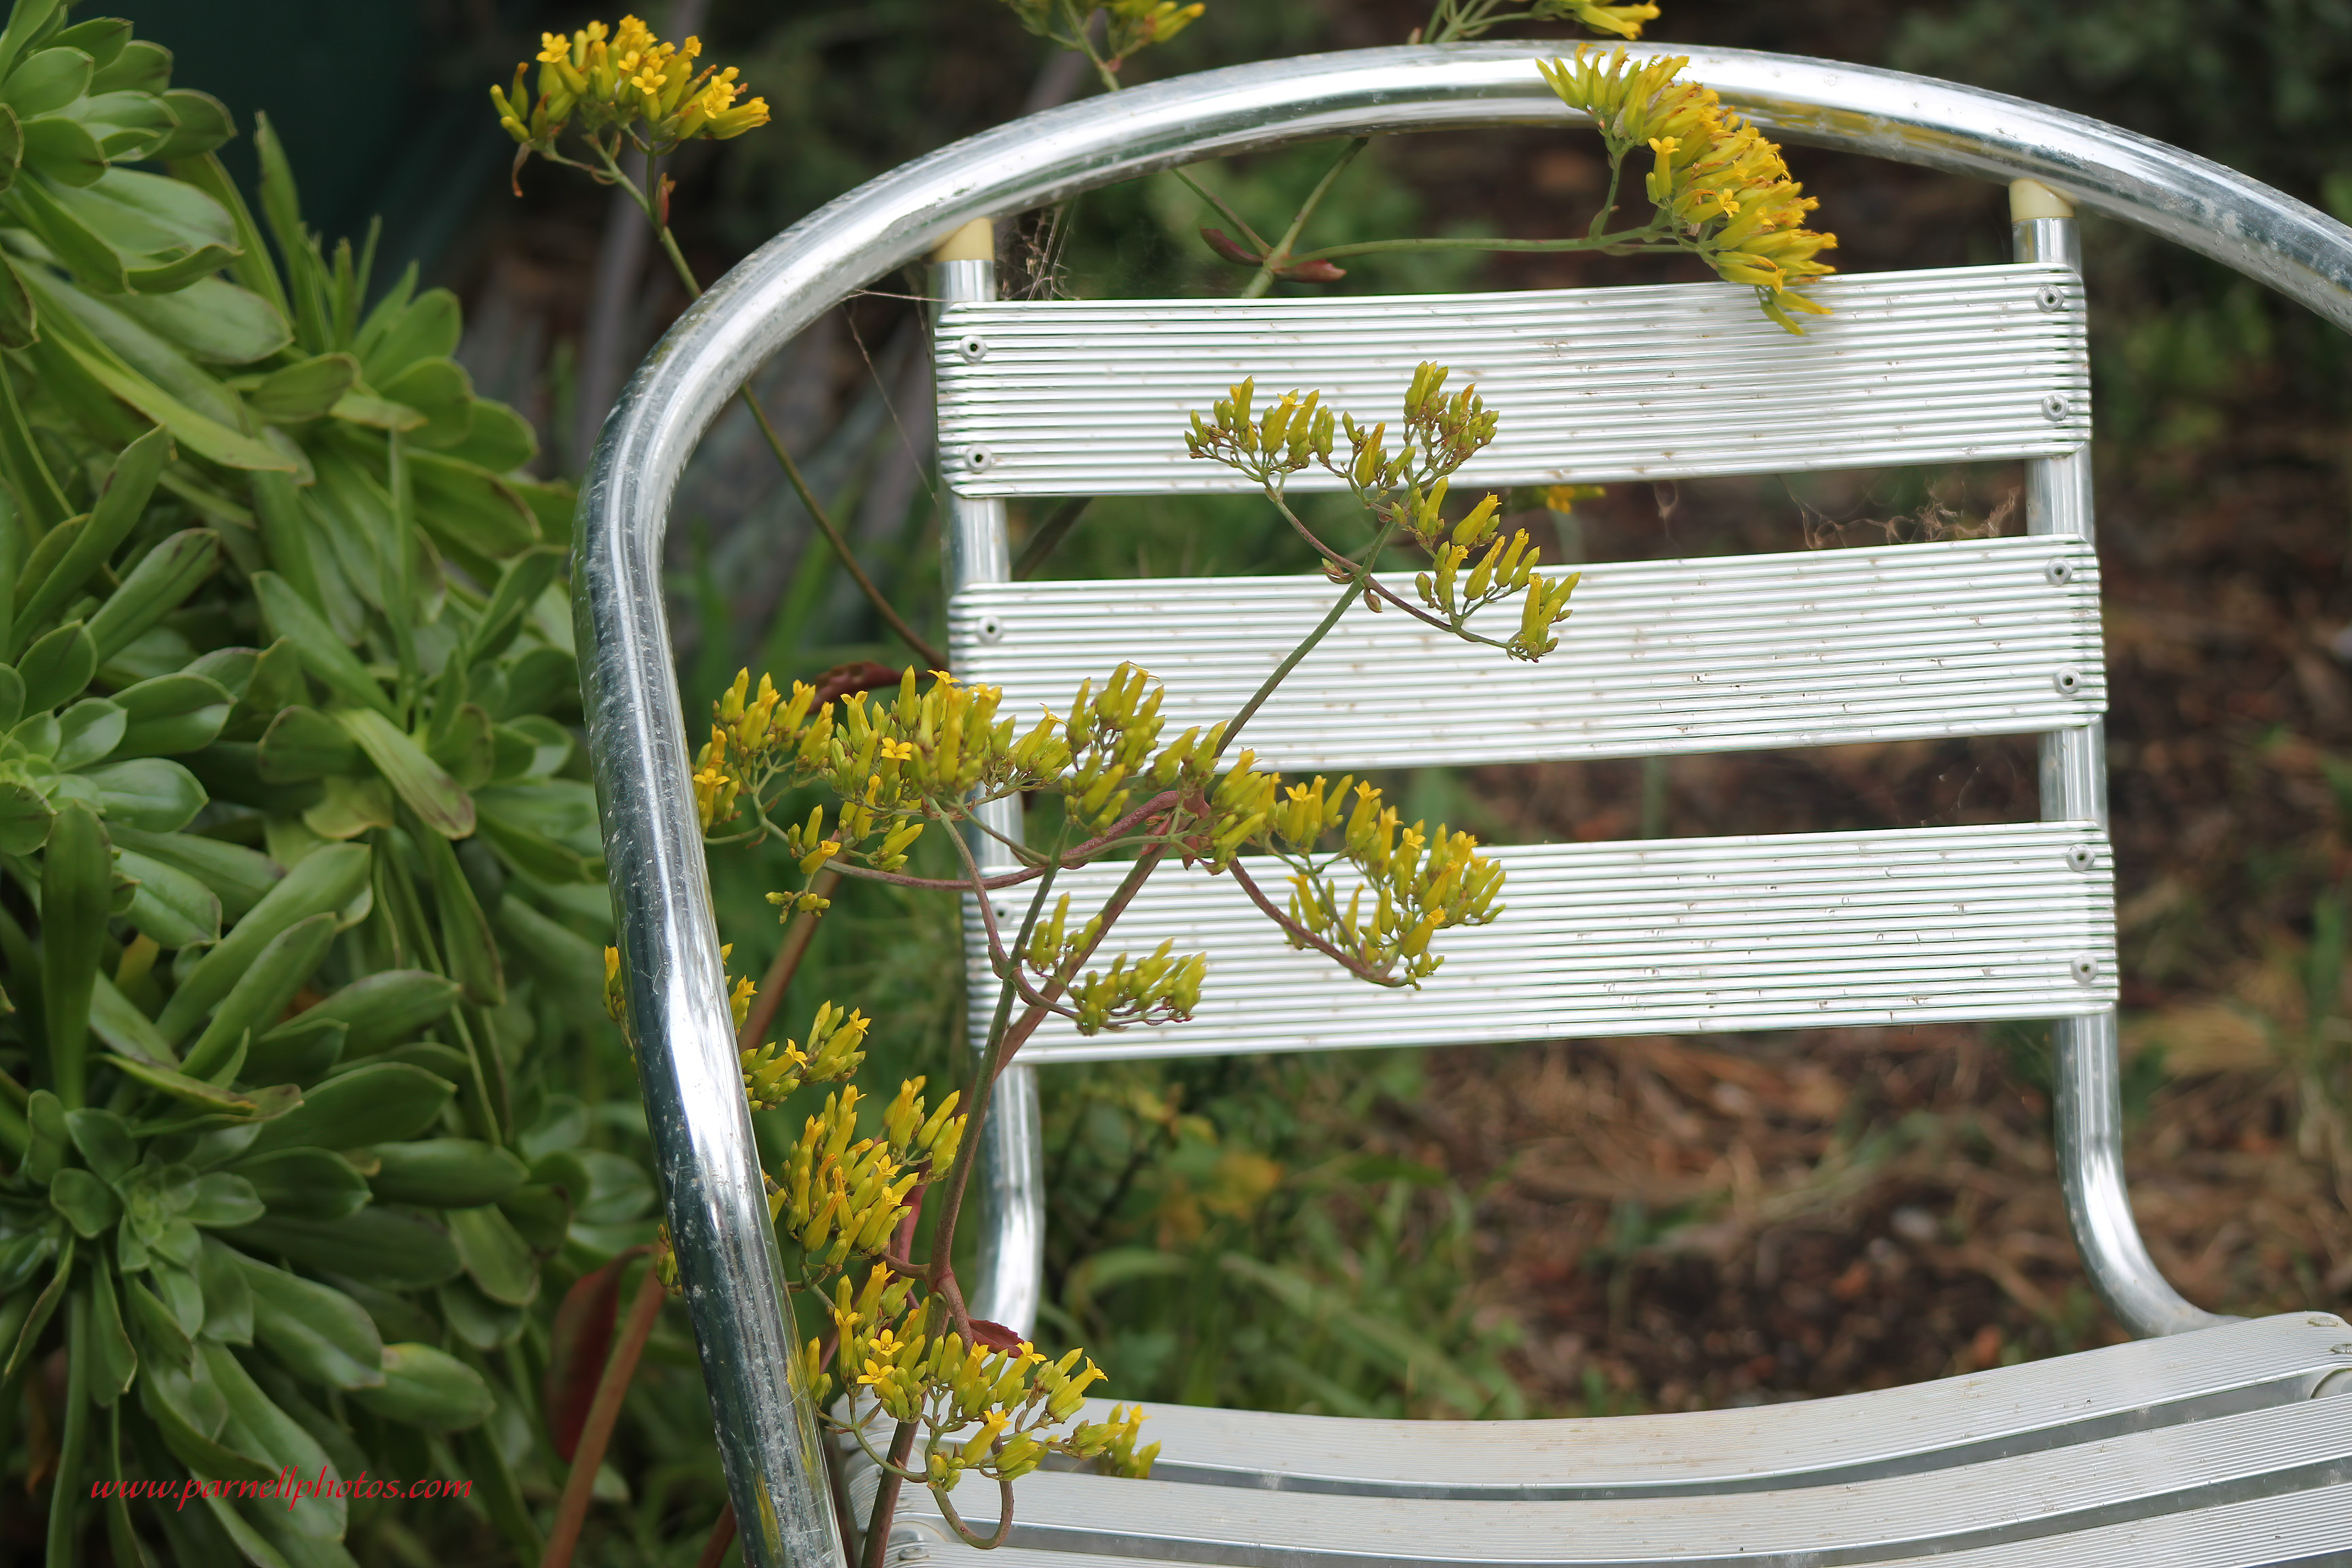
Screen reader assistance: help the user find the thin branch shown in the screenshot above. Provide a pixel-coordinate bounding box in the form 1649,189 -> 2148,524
861,1420 -> 920,1568
603,145 -> 950,673
1013,496 -> 1095,580
541,1264 -> 666,1568
739,867 -> 842,1050
934,1475 -> 1018,1550
1224,858 -> 1406,988
696,1504 -> 738,1568
1242,138 -> 1371,300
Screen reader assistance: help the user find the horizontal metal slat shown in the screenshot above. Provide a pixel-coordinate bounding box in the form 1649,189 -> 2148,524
951,535 -> 2105,772
862,1395 -> 2352,1568
1068,1315 -> 2352,1501
964,821 -> 2116,1064
934,265 -> 2089,497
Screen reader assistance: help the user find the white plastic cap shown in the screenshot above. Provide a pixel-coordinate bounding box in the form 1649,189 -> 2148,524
930,219 -> 996,264
2008,179 -> 2076,221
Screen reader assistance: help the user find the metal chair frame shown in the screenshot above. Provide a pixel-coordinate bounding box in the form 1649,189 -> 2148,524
578,42 -> 2352,1568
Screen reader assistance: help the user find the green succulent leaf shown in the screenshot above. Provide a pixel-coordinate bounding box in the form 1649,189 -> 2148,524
62,1105 -> 134,1182
0,767 -> 52,852
247,1061 -> 453,1155
366,1139 -> 527,1210
151,88 -> 232,160
228,1147 -> 369,1223
78,755 -> 204,830
40,798 -> 108,1106
107,823 -> 278,919
106,1054 -> 299,1125
110,671 -> 231,757
183,1172 -> 263,1228
237,1253 -> 385,1391
349,1341 -> 492,1433
221,1205 -> 461,1291
50,1165 -> 120,1235
253,703 -> 355,781
337,706 -> 473,837
110,273 -> 285,364
180,910 -> 336,1081
25,1088 -> 68,1182
248,351 -> 357,423
154,841 -> 368,1042
52,694 -> 122,766
88,1254 -> 137,1402
281,968 -> 458,1057
242,1014 -> 344,1085
18,616 -> 94,708
200,1340 -> 347,1539
115,844 -> 221,948
86,527 -> 220,665
0,45 -> 92,119
194,1232 -> 252,1342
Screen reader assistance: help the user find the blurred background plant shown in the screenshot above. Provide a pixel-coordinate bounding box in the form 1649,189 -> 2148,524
8,0 -> 2352,1562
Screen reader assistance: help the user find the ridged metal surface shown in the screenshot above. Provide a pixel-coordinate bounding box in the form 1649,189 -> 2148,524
934,266 -> 2089,497
951,536 -> 2104,771
970,822 -> 2116,1064
1057,1315 -> 2352,1501
861,1394 -> 2352,1568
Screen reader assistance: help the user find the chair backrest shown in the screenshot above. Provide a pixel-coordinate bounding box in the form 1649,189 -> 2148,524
578,43 -> 2352,1562
935,259 -> 2110,1066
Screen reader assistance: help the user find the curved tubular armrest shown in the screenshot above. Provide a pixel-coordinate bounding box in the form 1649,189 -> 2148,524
575,42 -> 2352,1567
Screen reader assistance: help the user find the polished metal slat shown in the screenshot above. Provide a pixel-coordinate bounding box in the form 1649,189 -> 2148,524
964,821 -> 2116,1064
1058,1316 -> 2352,1500
949,536 -> 2104,772
934,266 -> 2089,497
859,1395 -> 2352,1568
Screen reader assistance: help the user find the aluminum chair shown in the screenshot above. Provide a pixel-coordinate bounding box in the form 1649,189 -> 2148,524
578,42 -> 2352,1568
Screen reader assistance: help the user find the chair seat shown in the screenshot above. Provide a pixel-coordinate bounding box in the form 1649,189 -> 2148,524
1045,1313 -> 2352,1500
846,1315 -> 2352,1567
861,1316 -> 2352,1561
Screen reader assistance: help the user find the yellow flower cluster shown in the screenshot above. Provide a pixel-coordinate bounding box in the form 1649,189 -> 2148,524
1227,771 -> 1506,987
771,1081 -> 965,1272
1540,0 -> 1659,36
742,999 -> 872,1111
817,1267 -> 1158,1510
999,0 -> 1205,72
1188,367 -> 1578,660
491,14 -> 769,162
1538,47 -> 1837,331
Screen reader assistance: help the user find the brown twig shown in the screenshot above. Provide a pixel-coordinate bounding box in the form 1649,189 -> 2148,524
1222,858 -> 1403,986
695,1502 -> 738,1568
860,1420 -> 919,1568
741,867 -> 842,1050
541,1264 -> 667,1568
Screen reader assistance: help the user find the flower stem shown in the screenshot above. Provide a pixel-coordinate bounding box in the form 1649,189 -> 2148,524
739,867 -> 842,1050
1241,138 -> 1371,300
541,1263 -> 666,1568
606,147 -> 949,672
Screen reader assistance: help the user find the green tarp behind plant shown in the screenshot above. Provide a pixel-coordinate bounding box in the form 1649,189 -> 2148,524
0,1 -> 646,1561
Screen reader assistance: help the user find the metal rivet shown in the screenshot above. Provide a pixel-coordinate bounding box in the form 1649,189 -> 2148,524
976,613 -> 1005,645
2044,558 -> 2073,586
965,445 -> 994,471
957,335 -> 988,363
2070,954 -> 2100,984
2065,844 -> 2097,872
2052,665 -> 2083,695
2037,284 -> 2067,313
2043,393 -> 2072,422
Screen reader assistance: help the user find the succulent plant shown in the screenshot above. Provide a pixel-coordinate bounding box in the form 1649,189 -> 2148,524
0,3 -> 643,1560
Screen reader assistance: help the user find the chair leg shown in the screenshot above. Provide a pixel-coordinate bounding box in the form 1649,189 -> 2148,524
970,1059 -> 1048,1338
2054,1008 -> 2234,1336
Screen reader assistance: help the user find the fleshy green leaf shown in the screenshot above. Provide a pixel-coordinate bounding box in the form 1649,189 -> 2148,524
246,1061 -> 453,1155
349,1341 -> 492,1433
80,756 -> 205,831
237,1254 -> 384,1390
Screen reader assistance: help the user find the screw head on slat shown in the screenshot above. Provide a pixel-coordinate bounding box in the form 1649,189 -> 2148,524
2052,665 -> 2084,695
2066,843 -> 2098,872
2042,393 -> 2073,421
2070,954 -> 2100,984
976,613 -> 1005,645
965,445 -> 994,471
2037,284 -> 2067,313
957,335 -> 988,363
2044,558 -> 2074,585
